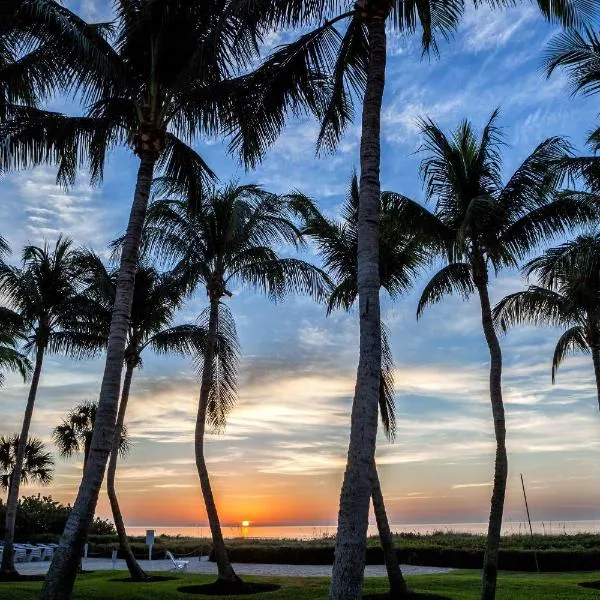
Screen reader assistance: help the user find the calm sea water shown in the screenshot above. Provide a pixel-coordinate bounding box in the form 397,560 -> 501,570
127,521 -> 600,540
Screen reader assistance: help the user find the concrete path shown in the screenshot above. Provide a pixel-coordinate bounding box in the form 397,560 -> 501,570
17,557 -> 452,578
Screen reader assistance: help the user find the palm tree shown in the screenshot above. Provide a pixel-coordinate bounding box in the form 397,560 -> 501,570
144,182 -> 329,588
53,401 -> 129,471
0,434 -> 53,492
0,3 -> 333,590
257,4 -> 591,596
293,174 -> 429,595
494,233 -> 600,411
79,251 -> 216,581
0,237 -> 104,578
394,112 -> 596,600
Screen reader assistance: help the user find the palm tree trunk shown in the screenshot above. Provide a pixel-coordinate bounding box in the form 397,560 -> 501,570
196,298 -> 240,585
330,14 -> 386,600
40,152 -> 156,600
0,346 -> 44,578
107,361 -> 148,581
372,462 -> 409,597
474,266 -> 507,600
591,346 -> 600,413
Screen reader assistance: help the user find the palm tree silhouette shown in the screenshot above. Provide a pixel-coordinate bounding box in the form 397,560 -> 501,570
0,236 -> 105,576
494,232 -> 600,411
0,435 -> 53,492
395,111 -> 595,599
293,173 -> 429,596
144,183 -> 330,587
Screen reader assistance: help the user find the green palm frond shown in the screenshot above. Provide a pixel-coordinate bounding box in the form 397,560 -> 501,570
0,433 -> 54,490
552,325 -> 589,382
198,303 -> 240,434
316,15 -> 368,153
379,324 -> 396,442
492,287 -> 574,332
545,26 -> 600,95
417,262 -> 474,319
53,400 -> 129,459
524,233 -> 600,288
0,236 -> 107,359
498,191 -> 598,264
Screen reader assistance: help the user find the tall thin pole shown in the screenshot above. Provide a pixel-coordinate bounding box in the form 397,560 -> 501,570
520,473 -> 539,573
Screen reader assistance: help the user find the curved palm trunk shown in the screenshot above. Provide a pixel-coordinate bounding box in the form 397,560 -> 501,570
591,346 -> 600,413
330,15 -> 386,600
474,267 -> 507,600
107,362 -> 148,581
196,298 -> 240,585
40,153 -> 156,600
372,462 -> 409,597
0,346 -> 44,578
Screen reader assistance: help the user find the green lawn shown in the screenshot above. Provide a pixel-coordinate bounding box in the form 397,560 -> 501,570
1,571 -> 600,599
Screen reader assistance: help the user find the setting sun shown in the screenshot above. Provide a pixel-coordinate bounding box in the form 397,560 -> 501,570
241,520 -> 250,527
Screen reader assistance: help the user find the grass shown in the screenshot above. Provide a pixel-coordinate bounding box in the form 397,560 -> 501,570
1,571 -> 600,599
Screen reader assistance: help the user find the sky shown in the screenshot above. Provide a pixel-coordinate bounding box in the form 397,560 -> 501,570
2,1 -> 600,532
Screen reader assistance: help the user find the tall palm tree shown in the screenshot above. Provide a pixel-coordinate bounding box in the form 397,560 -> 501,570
0,3 -> 332,590
79,251 -> 215,581
494,233 -> 600,411
145,183 -> 329,588
0,435 -> 53,493
394,112 -> 596,600
257,4 -> 592,596
0,237 -> 104,578
53,401 -> 129,471
293,174 -> 429,595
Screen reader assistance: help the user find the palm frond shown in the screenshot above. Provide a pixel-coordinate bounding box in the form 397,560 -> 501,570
197,303 -> 240,434
379,323 -> 396,442
492,286 -> 574,331
417,262 -> 474,319
552,325 -> 589,382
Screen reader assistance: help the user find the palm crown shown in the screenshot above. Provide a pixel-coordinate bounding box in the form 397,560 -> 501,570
78,251 -> 213,370
53,401 -> 129,466
393,110 -> 596,312
0,434 -> 53,491
294,174 -> 430,439
0,0 -> 333,192
145,183 -> 330,428
0,236 -> 106,358
494,233 -> 600,386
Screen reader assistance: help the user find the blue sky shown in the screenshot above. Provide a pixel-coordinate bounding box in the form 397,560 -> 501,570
2,1 -> 600,529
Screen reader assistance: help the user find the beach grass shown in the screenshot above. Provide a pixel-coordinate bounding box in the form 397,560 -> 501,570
1,570 -> 599,599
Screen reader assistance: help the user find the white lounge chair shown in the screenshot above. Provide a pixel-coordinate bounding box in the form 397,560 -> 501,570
26,546 -> 43,562
166,551 -> 189,572
14,547 -> 29,563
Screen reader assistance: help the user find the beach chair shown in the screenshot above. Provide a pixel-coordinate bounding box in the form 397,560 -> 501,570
27,546 -> 43,561
14,547 -> 29,563
166,551 -> 189,572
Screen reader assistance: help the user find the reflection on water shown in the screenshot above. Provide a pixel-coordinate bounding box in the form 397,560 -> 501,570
127,520 -> 600,540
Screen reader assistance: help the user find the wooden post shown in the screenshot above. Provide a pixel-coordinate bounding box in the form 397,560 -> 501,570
520,473 -> 540,573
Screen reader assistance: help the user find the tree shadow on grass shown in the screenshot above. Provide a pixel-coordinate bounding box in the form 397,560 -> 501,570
0,574 -> 46,583
579,581 -> 600,590
178,582 -> 280,596
364,593 -> 452,599
109,575 -> 179,583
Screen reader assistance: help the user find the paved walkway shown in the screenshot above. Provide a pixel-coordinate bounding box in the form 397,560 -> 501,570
18,557 -> 452,578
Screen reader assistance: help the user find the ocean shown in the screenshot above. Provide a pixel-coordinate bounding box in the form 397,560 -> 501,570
126,520 -> 600,540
